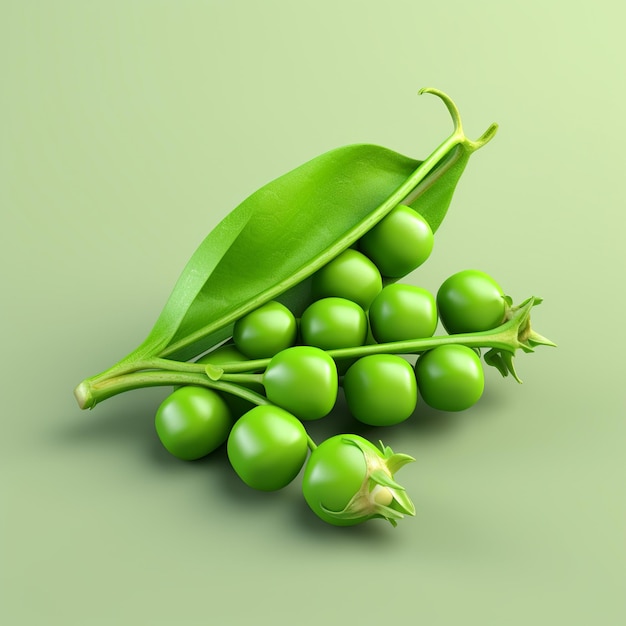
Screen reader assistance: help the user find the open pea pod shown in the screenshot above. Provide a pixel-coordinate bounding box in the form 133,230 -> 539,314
75,88 -> 497,409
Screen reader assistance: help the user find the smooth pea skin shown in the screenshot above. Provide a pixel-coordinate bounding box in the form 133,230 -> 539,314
300,297 -> 368,350
437,269 -> 506,334
263,346 -> 338,420
358,205 -> 434,278
227,405 -> 309,491
311,249 -> 382,310
233,300 -> 297,359
155,386 -> 232,460
414,344 -> 484,411
343,355 -> 417,426
302,435 -> 377,526
369,283 -> 437,343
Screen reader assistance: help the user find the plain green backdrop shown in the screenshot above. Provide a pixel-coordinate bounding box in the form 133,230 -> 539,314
2,1 -> 625,625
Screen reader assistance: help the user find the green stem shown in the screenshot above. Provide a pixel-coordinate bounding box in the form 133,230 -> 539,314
74,359 -> 321,452
74,296 -> 552,410
215,372 -> 264,385
210,296 -> 548,375
74,370 -> 270,410
208,328 -> 513,375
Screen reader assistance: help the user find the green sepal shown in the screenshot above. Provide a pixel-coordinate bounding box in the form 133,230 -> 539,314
372,505 -> 407,527
483,348 -> 510,378
390,486 -> 417,518
484,348 -> 521,383
380,442 -> 416,475
513,297 -> 556,353
318,437 -> 416,527
370,469 -> 404,491
526,330 -> 557,349
481,295 -> 555,383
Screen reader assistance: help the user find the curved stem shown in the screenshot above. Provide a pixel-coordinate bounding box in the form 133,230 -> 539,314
419,87 -> 498,151
419,87 -> 463,134
75,360 -> 321,452
74,370 -> 270,410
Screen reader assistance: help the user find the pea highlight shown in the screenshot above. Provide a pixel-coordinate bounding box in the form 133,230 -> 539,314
343,355 -> 418,426
311,249 -> 382,310
233,300 -> 297,359
414,344 -> 484,411
359,205 -> 434,278
155,386 -> 232,460
437,269 -> 506,334
227,405 -> 309,491
300,297 -> 368,350
368,283 -> 437,343
263,346 -> 338,420
302,434 -> 415,527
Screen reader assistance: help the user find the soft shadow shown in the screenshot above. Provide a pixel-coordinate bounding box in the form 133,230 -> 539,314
51,390 -> 161,447
289,493 -> 400,542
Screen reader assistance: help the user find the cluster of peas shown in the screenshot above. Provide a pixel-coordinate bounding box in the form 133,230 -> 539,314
154,204 -> 510,526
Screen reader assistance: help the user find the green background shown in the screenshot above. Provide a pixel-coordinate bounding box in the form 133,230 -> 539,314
2,1 -> 624,624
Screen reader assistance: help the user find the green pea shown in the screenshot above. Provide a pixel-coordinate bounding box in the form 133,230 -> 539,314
415,344 -> 484,411
359,205 -> 434,278
436,269 -> 506,334
311,249 -> 382,310
233,300 -> 297,359
300,297 -> 368,350
227,405 -> 309,491
155,386 -> 232,460
263,346 -> 338,420
343,355 -> 417,426
368,283 -> 437,343
302,434 -> 415,526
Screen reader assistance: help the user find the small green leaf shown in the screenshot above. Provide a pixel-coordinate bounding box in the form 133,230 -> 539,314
484,348 -> 510,378
385,453 -> 416,476
370,469 -> 404,491
204,364 -> 224,381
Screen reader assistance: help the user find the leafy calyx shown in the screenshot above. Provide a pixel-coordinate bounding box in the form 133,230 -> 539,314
320,438 -> 416,528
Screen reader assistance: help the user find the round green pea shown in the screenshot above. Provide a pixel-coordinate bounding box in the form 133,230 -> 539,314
415,344 -> 484,411
368,283 -> 437,343
300,297 -> 368,350
311,249 -> 382,310
155,386 -> 232,460
263,346 -> 338,420
302,434 -> 386,526
233,300 -> 297,359
359,205 -> 434,278
437,269 -> 506,334
343,354 -> 418,426
227,405 -> 309,491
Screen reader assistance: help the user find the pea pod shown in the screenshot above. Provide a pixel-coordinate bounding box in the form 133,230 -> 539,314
75,88 -> 497,409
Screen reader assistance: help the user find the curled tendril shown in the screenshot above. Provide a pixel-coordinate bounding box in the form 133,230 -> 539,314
419,87 -> 499,151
